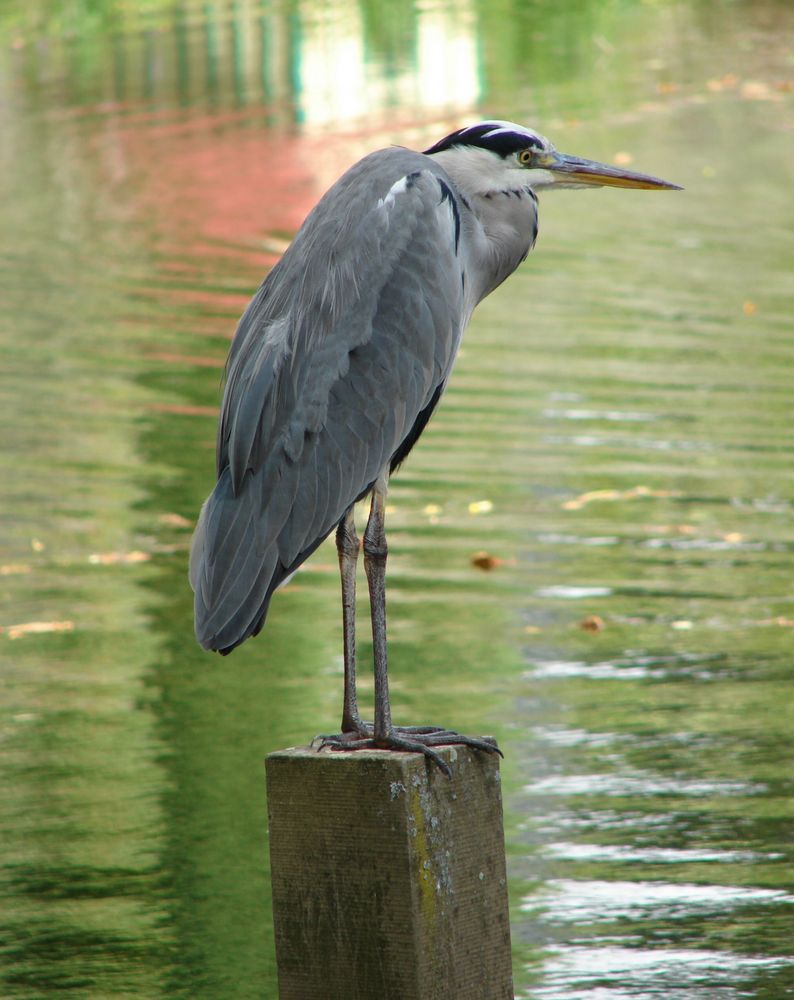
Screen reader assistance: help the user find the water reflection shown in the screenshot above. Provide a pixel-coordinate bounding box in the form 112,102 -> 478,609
531,947 -> 792,1000
8,0 -> 481,123
525,879 -> 793,923
2,0 -> 794,998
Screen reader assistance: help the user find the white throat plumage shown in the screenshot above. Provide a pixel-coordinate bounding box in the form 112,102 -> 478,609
427,145 -> 528,199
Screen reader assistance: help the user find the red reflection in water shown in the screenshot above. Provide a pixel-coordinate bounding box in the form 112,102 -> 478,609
118,109 -> 325,250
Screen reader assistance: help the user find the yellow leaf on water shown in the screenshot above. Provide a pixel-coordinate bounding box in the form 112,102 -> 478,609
88,551 -> 151,565
563,489 -> 620,510
564,486 -> 678,510
470,551 -> 501,571
706,73 -> 740,92
0,564 -> 32,575
4,620 -> 75,640
158,513 -> 193,529
742,300 -> 757,316
468,500 -> 494,515
740,80 -> 777,101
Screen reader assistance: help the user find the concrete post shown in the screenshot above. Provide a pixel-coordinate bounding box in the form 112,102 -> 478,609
265,745 -> 513,1000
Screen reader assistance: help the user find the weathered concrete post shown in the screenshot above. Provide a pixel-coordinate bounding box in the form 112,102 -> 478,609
265,745 -> 513,1000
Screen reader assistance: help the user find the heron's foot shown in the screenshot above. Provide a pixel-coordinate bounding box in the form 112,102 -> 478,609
315,718 -> 373,744
313,725 -> 501,779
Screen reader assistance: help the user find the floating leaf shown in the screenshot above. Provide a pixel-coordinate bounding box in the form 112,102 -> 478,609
4,620 -> 75,640
564,485 -> 678,510
89,550 -> 151,565
706,73 -> 739,92
742,301 -> 757,316
579,615 -> 605,633
158,512 -> 193,528
740,80 -> 777,101
0,564 -> 32,575
470,551 -> 501,571
468,500 -> 494,515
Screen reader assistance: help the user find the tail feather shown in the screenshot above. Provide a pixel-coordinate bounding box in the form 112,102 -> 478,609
190,467 -> 282,653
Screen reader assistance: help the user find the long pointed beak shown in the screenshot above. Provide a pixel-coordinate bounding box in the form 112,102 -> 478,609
546,151 -> 682,190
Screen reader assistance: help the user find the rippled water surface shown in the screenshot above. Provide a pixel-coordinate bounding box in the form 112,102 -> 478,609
1,1 -> 793,997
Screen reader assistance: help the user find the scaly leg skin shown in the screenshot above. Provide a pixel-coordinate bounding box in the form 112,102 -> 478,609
317,476 -> 502,778
335,506 -> 367,736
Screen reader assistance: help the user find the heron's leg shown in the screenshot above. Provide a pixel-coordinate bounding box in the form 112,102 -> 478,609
336,506 -> 365,734
363,473 -> 392,742
318,474 -> 502,776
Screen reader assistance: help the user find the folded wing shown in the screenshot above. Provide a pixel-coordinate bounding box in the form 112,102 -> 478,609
190,150 -> 467,653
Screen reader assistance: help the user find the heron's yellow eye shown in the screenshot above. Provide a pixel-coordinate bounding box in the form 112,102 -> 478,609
518,149 -> 533,166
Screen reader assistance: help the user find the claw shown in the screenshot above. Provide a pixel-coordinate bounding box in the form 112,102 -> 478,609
314,724 -> 501,778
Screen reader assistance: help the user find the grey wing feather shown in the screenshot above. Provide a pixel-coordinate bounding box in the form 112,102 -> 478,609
190,150 -> 467,652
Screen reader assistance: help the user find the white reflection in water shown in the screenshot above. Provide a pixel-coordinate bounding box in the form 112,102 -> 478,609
523,879 -> 792,923
542,408 -> 658,422
525,773 -> 765,797
528,945 -> 792,1000
543,842 -> 781,864
532,726 -> 628,748
527,655 -> 722,681
536,533 -> 620,547
540,810 -> 676,833
542,433 -> 712,452
535,585 -> 613,599
528,660 -> 663,680
642,536 -> 767,551
297,0 -> 480,124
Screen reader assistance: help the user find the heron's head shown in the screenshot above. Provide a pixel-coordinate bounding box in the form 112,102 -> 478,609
424,121 -> 681,193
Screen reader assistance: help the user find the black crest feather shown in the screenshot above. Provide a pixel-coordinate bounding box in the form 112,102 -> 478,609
424,122 -> 544,158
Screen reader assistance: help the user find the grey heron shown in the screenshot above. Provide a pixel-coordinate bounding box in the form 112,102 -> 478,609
190,121 -> 680,774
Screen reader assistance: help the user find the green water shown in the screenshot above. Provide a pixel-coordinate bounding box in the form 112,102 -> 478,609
1,1 -> 793,997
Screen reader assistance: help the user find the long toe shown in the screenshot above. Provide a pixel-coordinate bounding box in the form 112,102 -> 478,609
314,731 -> 374,750
313,726 -> 500,778
374,732 -> 453,777
393,726 -> 503,758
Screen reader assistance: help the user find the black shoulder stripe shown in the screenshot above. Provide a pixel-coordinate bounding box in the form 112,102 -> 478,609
437,178 -> 461,253
389,381 -> 446,473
